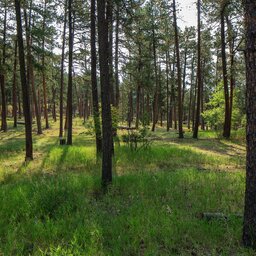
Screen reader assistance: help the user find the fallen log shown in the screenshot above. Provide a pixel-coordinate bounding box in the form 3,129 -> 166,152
197,212 -> 243,221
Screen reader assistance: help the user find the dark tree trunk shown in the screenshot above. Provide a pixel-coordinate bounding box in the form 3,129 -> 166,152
226,15 -> 235,131
151,25 -> 159,132
221,6 -> 230,138
42,0 -> 49,129
115,5 -> 120,107
97,0 -> 113,186
200,60 -> 205,131
182,46 -> 188,105
136,84 -> 141,129
59,0 -> 67,139
66,0 -> 74,145
128,90 -> 133,127
13,40 -> 18,128
193,0 -> 201,139
173,0 -> 183,138
108,0 -> 115,106
188,55 -> 195,130
166,51 -> 170,131
24,5 -> 42,135
243,0 -> 256,248
15,0 -> 33,160
0,2 -> 7,132
91,0 -> 102,154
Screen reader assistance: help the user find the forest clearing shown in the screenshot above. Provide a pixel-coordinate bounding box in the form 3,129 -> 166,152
0,120 -> 252,255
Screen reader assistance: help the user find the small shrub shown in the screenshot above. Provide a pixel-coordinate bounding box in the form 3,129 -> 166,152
122,127 -> 152,151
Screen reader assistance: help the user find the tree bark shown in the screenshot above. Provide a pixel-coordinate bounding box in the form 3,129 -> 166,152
59,0 -> 67,139
115,5 -> 120,107
173,0 -> 183,138
13,40 -> 18,128
42,0 -> 49,129
66,0 -> 74,145
243,0 -> 256,248
24,4 -> 42,135
221,6 -> 230,138
0,2 -> 7,132
193,0 -> 202,139
15,0 -> 33,160
97,0 -> 113,186
91,0 -> 102,154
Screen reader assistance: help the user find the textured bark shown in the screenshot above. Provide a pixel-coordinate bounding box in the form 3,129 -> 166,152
0,2 -> 7,132
24,4 -> 42,135
42,0 -> 49,129
173,0 -> 183,138
182,45 -> 188,105
66,0 -> 74,145
243,0 -> 256,248
15,0 -> 33,160
108,0 -> 115,106
12,40 -> 18,128
188,55 -> 195,130
166,51 -> 170,131
128,90 -> 133,128
91,0 -> 102,154
59,0 -> 67,139
226,15 -> 235,132
115,5 -> 120,107
151,24 -> 159,132
97,0 -> 113,186
221,7 -> 230,138
193,0 -> 201,139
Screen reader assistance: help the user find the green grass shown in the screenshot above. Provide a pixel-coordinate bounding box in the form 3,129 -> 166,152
0,120 -> 253,255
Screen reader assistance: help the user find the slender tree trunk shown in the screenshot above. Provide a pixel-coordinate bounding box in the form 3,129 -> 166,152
221,7 -> 230,138
66,0 -> 74,145
200,60 -> 205,130
42,0 -> 49,129
188,55 -> 195,130
136,84 -> 141,129
0,2 -> 7,132
13,40 -> 18,128
59,0 -> 67,139
97,0 -> 113,186
91,0 -> 102,154
166,51 -> 170,131
115,5 -> 120,107
193,0 -> 201,139
182,46 -> 188,104
226,15 -> 235,131
151,25 -> 159,132
108,0 -> 115,106
243,0 -> 256,247
15,0 -> 33,160
25,5 -> 42,135
173,0 -> 183,138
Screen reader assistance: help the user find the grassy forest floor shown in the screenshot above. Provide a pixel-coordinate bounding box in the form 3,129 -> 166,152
0,119 -> 253,255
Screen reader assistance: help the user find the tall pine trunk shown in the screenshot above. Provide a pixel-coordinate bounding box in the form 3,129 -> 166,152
91,0 -> 102,154
13,40 -> 18,128
97,0 -> 113,186
221,6 -> 230,138
59,0 -> 67,139
243,0 -> 256,247
173,0 -> 183,138
193,0 -> 201,139
66,0 -> 74,145
42,0 -> 49,129
0,2 -> 7,132
15,0 -> 33,160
